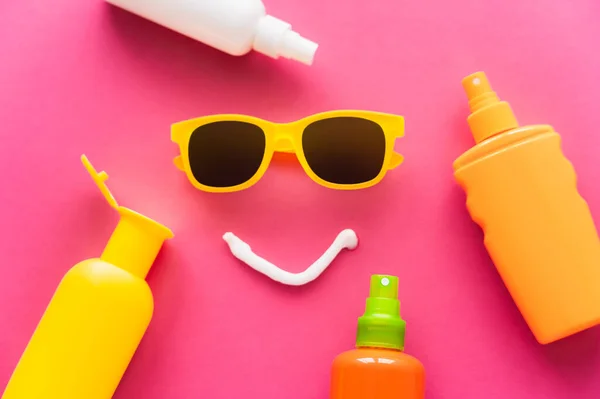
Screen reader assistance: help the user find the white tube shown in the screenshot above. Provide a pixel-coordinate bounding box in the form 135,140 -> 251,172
223,229 -> 358,286
105,0 -> 318,65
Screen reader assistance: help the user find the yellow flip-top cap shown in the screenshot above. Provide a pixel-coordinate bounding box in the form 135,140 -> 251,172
82,155 -> 173,279
463,72 -> 519,143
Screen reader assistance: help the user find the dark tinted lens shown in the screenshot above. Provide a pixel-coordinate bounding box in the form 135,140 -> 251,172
188,121 -> 266,187
302,117 -> 386,184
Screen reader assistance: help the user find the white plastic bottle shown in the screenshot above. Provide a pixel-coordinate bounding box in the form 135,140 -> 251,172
107,0 -> 319,65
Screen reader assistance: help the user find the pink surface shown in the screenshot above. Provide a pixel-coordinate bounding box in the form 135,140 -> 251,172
1,1 -> 600,398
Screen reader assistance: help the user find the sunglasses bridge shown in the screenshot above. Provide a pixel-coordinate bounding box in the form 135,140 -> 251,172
272,130 -> 297,154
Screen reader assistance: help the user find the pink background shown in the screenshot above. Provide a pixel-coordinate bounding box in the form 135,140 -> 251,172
1,0 -> 600,398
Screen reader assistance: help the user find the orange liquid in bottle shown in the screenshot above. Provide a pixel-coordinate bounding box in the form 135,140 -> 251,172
454,72 -> 600,344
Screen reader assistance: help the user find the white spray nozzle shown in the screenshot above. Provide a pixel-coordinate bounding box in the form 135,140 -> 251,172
223,229 -> 358,286
279,30 -> 319,65
253,15 -> 318,65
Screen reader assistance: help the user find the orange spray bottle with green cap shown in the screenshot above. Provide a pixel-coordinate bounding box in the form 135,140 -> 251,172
330,275 -> 425,399
454,72 -> 600,344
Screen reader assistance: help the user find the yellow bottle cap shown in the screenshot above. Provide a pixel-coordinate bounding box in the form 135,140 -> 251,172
463,72 -> 519,143
82,155 -> 173,279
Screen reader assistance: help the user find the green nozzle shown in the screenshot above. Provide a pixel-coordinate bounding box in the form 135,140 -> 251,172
356,275 -> 406,351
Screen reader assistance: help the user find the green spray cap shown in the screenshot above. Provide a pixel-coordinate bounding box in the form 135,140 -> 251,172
356,275 -> 406,350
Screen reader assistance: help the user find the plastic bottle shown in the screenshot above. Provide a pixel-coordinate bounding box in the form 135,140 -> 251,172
330,275 -> 425,399
106,0 -> 318,65
453,72 -> 600,344
2,156 -> 173,399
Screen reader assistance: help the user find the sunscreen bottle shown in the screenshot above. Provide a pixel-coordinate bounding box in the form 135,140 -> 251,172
106,0 -> 318,65
330,275 -> 425,399
453,72 -> 600,344
2,156 -> 173,399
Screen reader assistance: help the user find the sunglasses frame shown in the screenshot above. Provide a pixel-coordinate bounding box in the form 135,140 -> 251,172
171,110 -> 404,193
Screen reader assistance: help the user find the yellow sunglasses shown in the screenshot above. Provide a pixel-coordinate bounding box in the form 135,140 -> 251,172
171,110 -> 404,193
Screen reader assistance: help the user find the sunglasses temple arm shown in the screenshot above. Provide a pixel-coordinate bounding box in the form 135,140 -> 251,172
388,152 -> 404,169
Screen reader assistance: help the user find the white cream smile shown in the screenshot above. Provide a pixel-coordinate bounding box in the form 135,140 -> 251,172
223,229 -> 358,286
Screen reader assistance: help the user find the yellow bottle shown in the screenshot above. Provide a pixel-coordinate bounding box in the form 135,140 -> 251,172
2,156 -> 173,399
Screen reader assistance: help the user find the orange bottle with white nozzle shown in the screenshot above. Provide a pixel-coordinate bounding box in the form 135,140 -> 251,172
453,71 -> 600,344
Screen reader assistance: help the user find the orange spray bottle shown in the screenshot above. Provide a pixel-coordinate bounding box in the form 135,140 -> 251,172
454,72 -> 600,344
330,275 -> 425,399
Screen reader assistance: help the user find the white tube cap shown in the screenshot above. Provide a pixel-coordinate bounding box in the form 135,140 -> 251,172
253,15 -> 318,65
